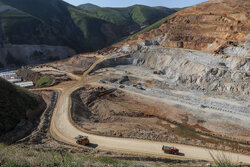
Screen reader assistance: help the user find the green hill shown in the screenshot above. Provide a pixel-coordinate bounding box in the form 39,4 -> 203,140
0,78 -> 41,135
78,3 -> 100,10
0,0 -> 85,52
83,5 -> 176,26
120,15 -> 173,43
0,6 -> 64,46
0,0 -> 177,67
172,7 -> 186,11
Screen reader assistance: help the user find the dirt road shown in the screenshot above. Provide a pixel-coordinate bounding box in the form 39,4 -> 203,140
48,55 -> 250,163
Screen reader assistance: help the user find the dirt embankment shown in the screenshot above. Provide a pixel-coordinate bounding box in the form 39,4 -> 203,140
19,90 -> 58,144
117,0 -> 250,53
71,86 -> 250,155
90,56 -> 134,74
49,55 -> 98,75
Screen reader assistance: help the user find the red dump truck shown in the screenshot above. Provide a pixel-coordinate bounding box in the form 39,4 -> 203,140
162,146 -> 179,155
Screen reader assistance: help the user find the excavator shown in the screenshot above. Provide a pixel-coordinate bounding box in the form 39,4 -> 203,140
162,145 -> 179,155
75,135 -> 89,145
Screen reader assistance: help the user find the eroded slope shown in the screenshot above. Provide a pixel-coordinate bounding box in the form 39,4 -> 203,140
119,0 -> 250,53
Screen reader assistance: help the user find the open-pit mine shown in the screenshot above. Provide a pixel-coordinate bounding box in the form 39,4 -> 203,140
1,0 -> 249,165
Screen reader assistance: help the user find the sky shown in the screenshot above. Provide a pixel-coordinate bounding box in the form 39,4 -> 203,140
63,0 -> 208,8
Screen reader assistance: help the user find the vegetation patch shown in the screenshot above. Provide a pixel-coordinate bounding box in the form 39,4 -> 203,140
120,15 -> 172,43
209,151 -> 235,167
36,76 -> 54,87
17,67 -> 56,88
17,68 -> 41,83
0,144 -> 145,167
0,78 -> 40,134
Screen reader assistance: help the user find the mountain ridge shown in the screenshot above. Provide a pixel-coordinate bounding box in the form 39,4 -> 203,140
78,3 -> 100,10
0,0 -> 176,69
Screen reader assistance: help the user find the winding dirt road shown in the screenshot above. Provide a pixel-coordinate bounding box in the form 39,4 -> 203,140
48,55 -> 250,163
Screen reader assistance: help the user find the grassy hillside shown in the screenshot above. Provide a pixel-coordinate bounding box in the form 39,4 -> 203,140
84,5 -> 176,26
0,144 -> 226,166
78,3 -> 100,10
0,7 -> 64,45
172,7 -> 186,11
0,78 -> 40,135
120,15 -> 172,43
0,0 -> 177,65
0,0 -> 85,51
0,144 -> 162,167
67,6 -> 109,51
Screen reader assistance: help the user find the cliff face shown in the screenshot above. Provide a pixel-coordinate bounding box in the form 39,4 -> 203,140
131,43 -> 250,100
122,0 -> 250,53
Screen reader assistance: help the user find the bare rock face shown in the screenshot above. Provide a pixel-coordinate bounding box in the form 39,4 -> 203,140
112,0 -> 250,100
131,44 -> 250,100
120,0 -> 250,53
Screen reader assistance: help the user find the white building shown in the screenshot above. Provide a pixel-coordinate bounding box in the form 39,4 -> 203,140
0,71 -> 17,79
15,81 -> 34,88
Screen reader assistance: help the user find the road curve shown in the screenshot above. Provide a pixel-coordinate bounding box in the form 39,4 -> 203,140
49,56 -> 250,164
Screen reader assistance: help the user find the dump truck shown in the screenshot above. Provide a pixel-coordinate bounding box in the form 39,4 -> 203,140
162,146 -> 179,155
75,135 -> 89,145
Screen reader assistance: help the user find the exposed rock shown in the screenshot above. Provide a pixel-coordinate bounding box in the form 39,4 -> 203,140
129,45 -> 249,100
117,0 -> 250,53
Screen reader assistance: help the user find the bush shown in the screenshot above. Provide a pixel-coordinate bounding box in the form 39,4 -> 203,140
36,76 -> 54,87
209,151 -> 235,167
17,67 -> 41,83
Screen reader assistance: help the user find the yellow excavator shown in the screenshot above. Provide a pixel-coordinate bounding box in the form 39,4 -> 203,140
75,135 -> 89,145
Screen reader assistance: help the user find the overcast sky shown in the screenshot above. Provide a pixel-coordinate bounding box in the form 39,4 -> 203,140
63,0 -> 208,8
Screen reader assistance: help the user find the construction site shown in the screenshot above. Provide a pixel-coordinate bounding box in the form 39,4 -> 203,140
11,44 -> 247,164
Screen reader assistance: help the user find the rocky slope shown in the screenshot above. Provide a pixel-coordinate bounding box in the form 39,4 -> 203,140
132,45 -> 249,100
110,0 -> 250,100
120,0 -> 250,53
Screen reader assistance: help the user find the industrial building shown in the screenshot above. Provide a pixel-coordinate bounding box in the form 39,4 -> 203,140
0,71 -> 34,87
15,81 -> 34,88
0,71 -> 17,80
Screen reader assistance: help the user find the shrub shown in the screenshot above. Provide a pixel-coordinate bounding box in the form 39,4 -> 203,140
209,151 -> 235,167
36,76 -> 54,87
